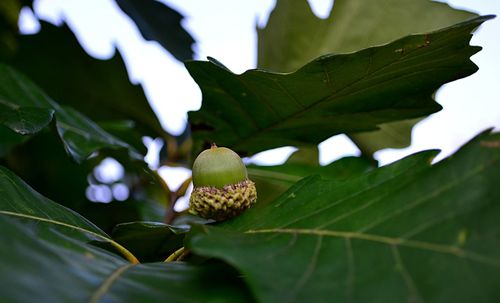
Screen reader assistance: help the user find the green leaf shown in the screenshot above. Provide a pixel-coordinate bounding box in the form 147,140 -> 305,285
0,63 -> 140,162
0,61 -> 55,133
187,130 -> 500,302
187,16 -> 489,156
116,0 -> 194,61
257,0 -> 478,153
0,164 -> 138,262
2,21 -> 166,138
348,118 -> 421,156
112,221 -> 188,262
54,104 -> 140,162
258,0 -> 477,72
2,128 -> 168,233
248,156 -> 373,206
285,146 -> 320,166
0,216 -> 253,303
0,166 -> 253,302
0,106 -> 54,135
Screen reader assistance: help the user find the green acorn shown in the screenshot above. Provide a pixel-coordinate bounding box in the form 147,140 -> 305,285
189,144 -> 257,221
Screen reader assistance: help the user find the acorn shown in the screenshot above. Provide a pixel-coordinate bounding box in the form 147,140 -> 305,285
189,144 -> 257,221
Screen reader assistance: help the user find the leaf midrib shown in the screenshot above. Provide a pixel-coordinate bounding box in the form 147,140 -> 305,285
228,28 -> 468,150
0,210 -> 139,264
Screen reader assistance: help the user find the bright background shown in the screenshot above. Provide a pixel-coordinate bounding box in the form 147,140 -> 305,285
18,0 -> 500,202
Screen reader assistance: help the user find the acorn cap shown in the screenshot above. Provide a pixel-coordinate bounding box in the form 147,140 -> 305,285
192,144 -> 247,189
189,180 -> 257,221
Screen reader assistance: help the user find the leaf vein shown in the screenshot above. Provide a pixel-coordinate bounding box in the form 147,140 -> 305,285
88,263 -> 134,303
245,228 -> 500,268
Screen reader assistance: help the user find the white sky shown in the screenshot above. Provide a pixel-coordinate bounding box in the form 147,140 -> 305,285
20,0 -> 500,169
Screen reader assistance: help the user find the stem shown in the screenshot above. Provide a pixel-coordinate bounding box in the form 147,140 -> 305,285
109,241 -> 140,264
176,248 -> 190,261
164,176 -> 193,224
165,247 -> 185,262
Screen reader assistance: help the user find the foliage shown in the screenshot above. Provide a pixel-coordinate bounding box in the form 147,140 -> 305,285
0,1 -> 498,302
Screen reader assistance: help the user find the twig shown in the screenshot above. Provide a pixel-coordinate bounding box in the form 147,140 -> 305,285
164,176 -> 192,224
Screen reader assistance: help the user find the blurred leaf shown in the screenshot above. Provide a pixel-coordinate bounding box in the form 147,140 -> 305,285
0,125 -> 27,156
0,62 -> 55,133
0,63 -> 140,162
188,17 -> 488,156
0,0 -> 21,57
0,106 -> 54,135
112,221 -> 188,262
258,0 -> 476,154
258,0 -> 477,72
54,104 -> 141,162
248,156 -> 373,206
187,130 -> 500,302
99,120 -> 148,155
286,146 -> 320,166
0,0 -> 20,27
116,0 -> 194,61
81,199 -> 165,235
1,21 -> 166,139
349,118 -> 421,156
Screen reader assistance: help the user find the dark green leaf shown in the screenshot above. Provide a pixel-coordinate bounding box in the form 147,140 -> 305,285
116,0 -> 194,61
187,130 -> 500,302
0,106 -> 54,135
0,125 -> 27,156
0,0 -> 21,57
2,128 -> 168,234
0,62 -> 55,133
112,221 -> 188,262
258,0 -> 477,153
0,164 -> 136,262
99,120 -> 148,155
188,16 -> 489,156
2,21 -> 166,138
54,104 -> 141,162
0,63 -> 140,162
0,216 -> 253,303
0,166 -> 253,303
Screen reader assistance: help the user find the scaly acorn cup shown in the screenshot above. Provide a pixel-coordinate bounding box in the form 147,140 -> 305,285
189,144 -> 257,221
